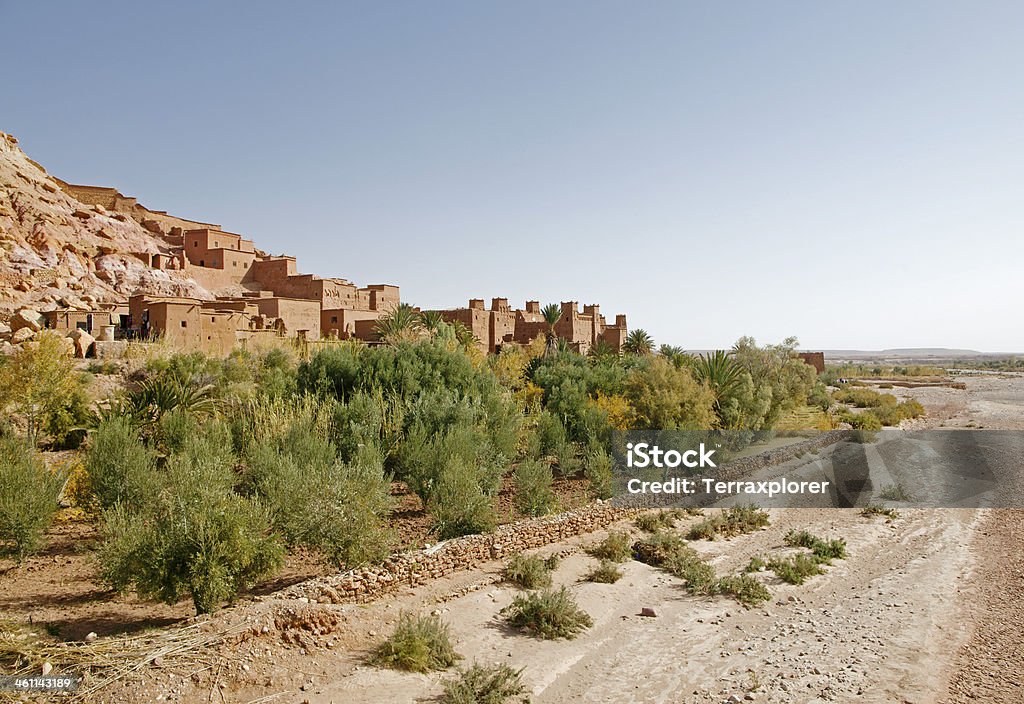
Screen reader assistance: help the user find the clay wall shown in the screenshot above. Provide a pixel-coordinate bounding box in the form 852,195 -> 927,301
798,352 -> 826,374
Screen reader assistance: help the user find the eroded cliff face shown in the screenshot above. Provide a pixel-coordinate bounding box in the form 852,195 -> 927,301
0,132 -> 213,316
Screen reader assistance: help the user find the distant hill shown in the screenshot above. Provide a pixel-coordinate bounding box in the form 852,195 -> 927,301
823,348 -> 1018,362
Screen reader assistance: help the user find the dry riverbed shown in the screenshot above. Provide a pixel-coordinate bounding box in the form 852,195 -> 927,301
71,375 -> 1024,703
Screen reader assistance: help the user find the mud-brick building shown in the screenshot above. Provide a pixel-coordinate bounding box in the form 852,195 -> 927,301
41,308 -> 120,335
128,295 -> 249,355
435,298 -> 628,354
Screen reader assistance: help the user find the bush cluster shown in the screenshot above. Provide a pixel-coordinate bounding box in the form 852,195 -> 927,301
633,530 -> 771,607
442,663 -> 527,704
686,505 -> 770,540
587,531 -> 634,562
502,553 -> 558,589
501,586 -> 594,640
0,437 -> 65,560
372,612 -> 460,673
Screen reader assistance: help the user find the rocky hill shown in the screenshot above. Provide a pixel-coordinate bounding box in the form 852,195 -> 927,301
0,132 -> 214,318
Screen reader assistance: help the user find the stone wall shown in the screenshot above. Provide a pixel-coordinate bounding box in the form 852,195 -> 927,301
281,504 -> 639,605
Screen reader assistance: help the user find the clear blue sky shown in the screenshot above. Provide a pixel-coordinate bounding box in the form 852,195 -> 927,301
5,1 -> 1022,351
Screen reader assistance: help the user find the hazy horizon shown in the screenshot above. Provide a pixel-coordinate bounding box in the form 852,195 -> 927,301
5,1 -> 1022,352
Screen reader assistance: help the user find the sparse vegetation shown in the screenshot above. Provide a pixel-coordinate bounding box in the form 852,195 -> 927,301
879,482 -> 913,502
634,531 -> 771,606
766,553 -> 824,585
686,505 -> 770,540
502,586 -> 594,640
442,662 -> 527,704
783,529 -> 847,562
372,612 -> 460,672
513,459 -> 556,517
584,559 -> 623,584
587,530 -> 634,563
714,574 -> 772,607
503,553 -> 556,589
635,511 -> 676,533
0,437 -> 65,559
862,504 -> 900,519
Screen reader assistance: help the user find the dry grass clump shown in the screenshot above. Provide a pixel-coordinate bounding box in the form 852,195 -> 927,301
686,505 -> 770,540
586,530 -> 633,563
862,504 -> 899,519
584,560 -> 623,584
634,511 -> 676,533
502,553 -> 558,589
442,662 -> 527,704
783,529 -> 847,562
879,482 -> 913,502
501,587 -> 593,640
371,612 -> 460,672
765,553 -> 824,585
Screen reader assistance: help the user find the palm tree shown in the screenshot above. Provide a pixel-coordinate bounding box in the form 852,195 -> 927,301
623,328 -> 654,356
693,349 -> 744,415
658,344 -> 686,366
375,303 -> 423,344
589,339 -> 617,359
450,320 -> 480,350
540,303 -> 562,357
417,310 -> 445,336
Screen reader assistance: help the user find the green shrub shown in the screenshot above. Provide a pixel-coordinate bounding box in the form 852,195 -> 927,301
0,438 -> 65,560
442,662 -> 527,704
502,586 -> 593,640
686,505 -> 769,540
632,531 -> 689,566
372,612 -> 460,673
587,530 -> 633,562
767,553 -> 824,585
837,407 -> 883,430
533,410 -> 568,458
97,429 -> 284,615
513,460 -> 556,517
662,544 -> 717,594
430,460 -> 497,539
584,559 -> 623,584
553,440 -> 581,477
745,555 -> 767,573
782,529 -> 847,564
782,529 -> 818,549
714,574 -> 772,607
582,445 -> 614,500
86,417 -> 160,511
503,553 -> 554,589
635,512 -> 676,533
244,422 -> 393,568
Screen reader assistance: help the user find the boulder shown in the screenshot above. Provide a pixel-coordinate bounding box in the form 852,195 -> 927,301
10,308 -> 44,332
0,322 -> 10,338
72,209 -> 92,220
58,335 -> 75,357
12,327 -> 36,344
67,329 -> 95,358
0,341 -> 13,356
